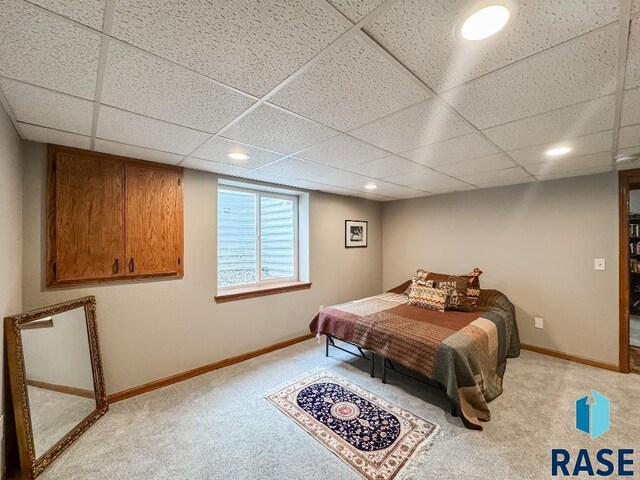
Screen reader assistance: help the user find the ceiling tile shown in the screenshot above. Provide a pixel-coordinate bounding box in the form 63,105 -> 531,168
400,133 -> 499,167
94,139 -> 183,165
325,0 -> 385,22
440,25 -> 618,129
181,157 -> 254,178
271,178 -> 327,191
383,168 -> 449,187
111,0 -> 349,97
476,177 -> 535,189
19,123 -> 90,149
617,152 -> 640,170
27,0 -> 105,30
435,154 -> 514,177
96,106 -> 210,154
509,130 -> 612,166
483,95 -> 615,151
460,167 -> 530,186
350,191 -> 392,201
536,165 -> 612,180
241,169 -> 311,188
622,88 -> 640,127
223,104 -> 337,155
345,179 -> 402,193
255,157 -> 337,179
365,0 -> 620,93
193,137 -> 283,169
525,152 -> 612,176
270,35 -> 429,131
428,185 -> 478,195
102,43 -> 255,134
315,185 -> 361,196
0,78 -> 93,135
415,177 -> 471,193
296,134 -> 388,168
619,124 -> 640,150
0,0 -> 101,99
344,155 -> 423,178
349,98 -> 474,153
625,15 -> 640,90
315,168 -> 371,187
372,185 -> 428,199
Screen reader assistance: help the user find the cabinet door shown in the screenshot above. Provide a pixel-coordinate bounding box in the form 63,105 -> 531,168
52,152 -> 125,283
125,164 -> 183,276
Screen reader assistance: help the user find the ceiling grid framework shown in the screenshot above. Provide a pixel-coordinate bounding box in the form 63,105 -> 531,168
0,0 -> 638,200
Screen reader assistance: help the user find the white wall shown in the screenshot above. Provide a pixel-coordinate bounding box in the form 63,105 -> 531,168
22,308 -> 95,391
21,142 -> 383,394
383,173 -> 619,365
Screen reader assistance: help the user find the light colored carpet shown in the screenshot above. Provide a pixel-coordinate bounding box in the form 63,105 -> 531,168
33,339 -> 640,480
27,386 -> 96,458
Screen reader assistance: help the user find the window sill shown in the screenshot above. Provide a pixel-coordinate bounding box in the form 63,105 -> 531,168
214,281 -> 312,303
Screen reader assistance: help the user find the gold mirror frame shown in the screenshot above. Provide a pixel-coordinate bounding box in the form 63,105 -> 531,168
4,296 -> 108,479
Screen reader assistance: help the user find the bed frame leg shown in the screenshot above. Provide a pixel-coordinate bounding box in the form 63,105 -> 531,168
325,335 -> 329,357
382,357 -> 387,384
370,353 -> 375,378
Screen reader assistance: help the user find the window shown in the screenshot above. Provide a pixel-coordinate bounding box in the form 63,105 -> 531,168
217,185 -> 298,289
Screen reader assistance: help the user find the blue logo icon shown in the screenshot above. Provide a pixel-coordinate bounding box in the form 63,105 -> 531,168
576,390 -> 610,439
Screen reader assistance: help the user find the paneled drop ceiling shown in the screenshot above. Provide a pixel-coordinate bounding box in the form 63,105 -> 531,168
1,0 -> 639,201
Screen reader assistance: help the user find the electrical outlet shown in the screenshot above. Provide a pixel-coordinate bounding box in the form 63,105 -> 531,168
594,258 -> 606,271
319,305 -> 324,311
535,317 -> 544,329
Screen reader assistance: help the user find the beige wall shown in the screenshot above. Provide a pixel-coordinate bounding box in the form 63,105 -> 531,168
383,173 -> 619,365
21,142 -> 383,394
0,104 -> 22,473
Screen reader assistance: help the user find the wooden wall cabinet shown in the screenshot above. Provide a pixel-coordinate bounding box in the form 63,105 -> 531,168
47,145 -> 184,287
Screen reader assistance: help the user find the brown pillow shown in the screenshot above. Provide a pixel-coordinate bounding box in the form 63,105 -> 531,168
454,268 -> 483,306
415,269 -> 474,312
407,281 -> 449,312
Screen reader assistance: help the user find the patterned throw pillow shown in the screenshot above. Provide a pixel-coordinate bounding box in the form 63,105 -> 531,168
455,268 -> 483,306
407,281 -> 449,312
415,269 -> 476,312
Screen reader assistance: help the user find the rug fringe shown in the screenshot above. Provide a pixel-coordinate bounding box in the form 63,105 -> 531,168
262,367 -> 330,397
396,426 -> 445,480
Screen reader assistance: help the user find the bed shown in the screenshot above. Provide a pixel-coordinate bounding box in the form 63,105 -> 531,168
309,282 -> 520,430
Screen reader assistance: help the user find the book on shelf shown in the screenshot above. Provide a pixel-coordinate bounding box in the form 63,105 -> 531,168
631,223 -> 640,237
631,258 -> 640,273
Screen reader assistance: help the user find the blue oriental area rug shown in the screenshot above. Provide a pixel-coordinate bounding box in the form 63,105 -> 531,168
266,369 -> 440,480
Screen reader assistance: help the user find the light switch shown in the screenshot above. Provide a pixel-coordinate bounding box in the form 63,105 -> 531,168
594,259 -> 606,271
535,317 -> 544,329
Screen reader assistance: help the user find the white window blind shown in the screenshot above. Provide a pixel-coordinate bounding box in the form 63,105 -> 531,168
218,186 -> 297,289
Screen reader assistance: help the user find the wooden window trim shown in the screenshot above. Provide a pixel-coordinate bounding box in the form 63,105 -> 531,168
214,281 -> 311,303
47,144 -> 184,287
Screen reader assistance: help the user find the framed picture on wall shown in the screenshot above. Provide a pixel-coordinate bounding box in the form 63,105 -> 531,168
345,220 -> 368,248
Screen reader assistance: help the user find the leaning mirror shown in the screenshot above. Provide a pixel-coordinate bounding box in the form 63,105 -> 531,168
4,296 -> 108,479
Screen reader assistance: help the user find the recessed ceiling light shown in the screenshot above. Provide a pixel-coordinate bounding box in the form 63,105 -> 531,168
544,146 -> 573,157
226,152 -> 249,161
364,183 -> 378,190
456,1 -> 517,41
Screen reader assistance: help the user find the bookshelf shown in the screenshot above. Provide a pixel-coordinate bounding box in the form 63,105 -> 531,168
630,214 -> 640,314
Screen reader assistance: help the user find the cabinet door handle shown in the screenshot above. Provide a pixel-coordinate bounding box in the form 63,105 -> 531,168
129,257 -> 135,273
114,258 -> 119,274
